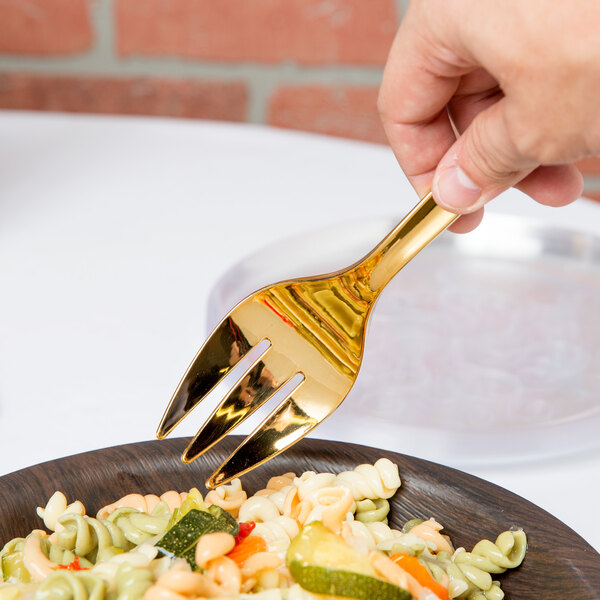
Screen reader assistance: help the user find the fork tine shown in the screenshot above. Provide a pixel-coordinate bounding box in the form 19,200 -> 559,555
156,316 -> 254,439
181,347 -> 295,463
205,378 -> 336,488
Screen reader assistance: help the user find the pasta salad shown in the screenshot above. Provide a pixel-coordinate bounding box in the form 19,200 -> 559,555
0,458 -> 526,600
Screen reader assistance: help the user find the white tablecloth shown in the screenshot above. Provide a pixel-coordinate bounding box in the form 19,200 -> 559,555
0,111 -> 598,551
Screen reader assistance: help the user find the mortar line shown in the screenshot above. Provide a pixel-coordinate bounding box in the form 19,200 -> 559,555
92,0 -> 116,61
0,57 -> 385,84
395,0 -> 409,19
583,175 -> 600,189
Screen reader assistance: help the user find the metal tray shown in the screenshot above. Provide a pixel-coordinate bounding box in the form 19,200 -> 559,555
207,214 -> 600,467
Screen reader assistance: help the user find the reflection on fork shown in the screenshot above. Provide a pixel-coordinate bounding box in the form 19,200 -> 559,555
157,192 -> 458,488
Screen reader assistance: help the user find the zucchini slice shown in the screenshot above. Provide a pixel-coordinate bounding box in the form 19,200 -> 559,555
156,507 -> 239,568
287,522 -> 411,600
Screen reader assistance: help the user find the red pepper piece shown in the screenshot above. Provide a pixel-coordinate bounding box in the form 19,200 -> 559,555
235,521 -> 256,544
56,556 -> 87,571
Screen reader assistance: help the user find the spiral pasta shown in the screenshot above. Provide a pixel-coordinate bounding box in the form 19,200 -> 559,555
409,519 -> 454,554
146,534 -> 244,599
378,531 -> 436,556
354,498 -> 390,523
238,496 -> 281,524
240,552 -> 285,593
445,530 -> 527,599
296,486 -> 354,534
145,561 -> 225,599
35,570 -> 106,600
340,518 -> 432,557
293,472 -> 336,501
257,473 -> 296,495
96,491 -> 186,520
0,459 -> 527,600
333,458 -> 401,501
0,582 -> 36,599
252,517 -> 300,555
113,563 -> 153,600
90,544 -> 158,585
23,532 -> 96,582
205,478 -> 247,518
238,584 -> 322,599
106,503 -> 171,546
56,514 -> 131,563
0,538 -> 29,584
37,492 -> 87,534
468,582 -> 505,600
0,538 -> 24,559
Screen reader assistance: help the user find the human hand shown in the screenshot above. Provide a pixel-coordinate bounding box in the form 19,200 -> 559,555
378,0 -> 600,232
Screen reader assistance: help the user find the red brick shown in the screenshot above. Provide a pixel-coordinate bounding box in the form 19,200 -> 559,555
576,157 -> 600,175
0,0 -> 93,55
0,73 -> 248,122
583,190 -> 600,202
268,84 -> 387,144
116,0 -> 397,65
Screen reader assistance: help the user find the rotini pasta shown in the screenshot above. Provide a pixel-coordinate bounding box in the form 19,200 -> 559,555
90,544 -> 158,584
340,516 -> 435,559
0,460 -> 526,600
238,496 -> 281,524
113,563 -> 153,600
96,492 -> 186,520
252,517 -> 299,556
342,518 -> 400,552
293,472 -> 336,501
409,519 -> 454,554
445,530 -> 527,599
354,498 -> 390,523
333,458 -> 401,501
295,486 -> 354,533
23,533 -> 93,581
35,570 -> 106,600
205,478 -> 247,518
37,492 -> 86,534
106,503 -> 171,545
55,514 -> 131,562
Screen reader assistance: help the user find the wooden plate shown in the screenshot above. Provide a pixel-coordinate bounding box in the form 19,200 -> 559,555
1,437 -> 598,598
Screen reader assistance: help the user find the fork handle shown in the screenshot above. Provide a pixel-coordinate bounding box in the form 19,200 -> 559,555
359,191 -> 459,293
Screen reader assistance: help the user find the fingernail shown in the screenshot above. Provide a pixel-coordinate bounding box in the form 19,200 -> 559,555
433,166 -> 482,211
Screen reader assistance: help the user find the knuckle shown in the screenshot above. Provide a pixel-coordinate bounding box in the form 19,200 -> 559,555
509,115 -> 578,165
464,117 -> 521,183
509,129 -> 543,164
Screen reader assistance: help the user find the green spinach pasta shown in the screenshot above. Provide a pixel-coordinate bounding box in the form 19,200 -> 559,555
0,458 -> 526,600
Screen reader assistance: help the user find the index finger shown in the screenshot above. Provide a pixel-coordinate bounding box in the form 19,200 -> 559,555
378,7 -> 467,196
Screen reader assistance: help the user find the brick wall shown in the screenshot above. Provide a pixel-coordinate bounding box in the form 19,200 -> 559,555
0,0 -> 598,199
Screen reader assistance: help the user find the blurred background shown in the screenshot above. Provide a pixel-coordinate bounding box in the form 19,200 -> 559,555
0,0 -> 599,198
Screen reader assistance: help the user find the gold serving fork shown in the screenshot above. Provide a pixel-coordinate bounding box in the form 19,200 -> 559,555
157,192 -> 458,488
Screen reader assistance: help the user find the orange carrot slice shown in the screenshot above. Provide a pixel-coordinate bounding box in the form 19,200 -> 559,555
227,535 -> 268,565
389,553 -> 451,600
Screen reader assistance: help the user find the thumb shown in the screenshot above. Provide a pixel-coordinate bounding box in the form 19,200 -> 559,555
432,99 -> 535,213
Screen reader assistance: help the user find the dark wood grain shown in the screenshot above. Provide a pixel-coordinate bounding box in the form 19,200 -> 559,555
0,437 -> 598,598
